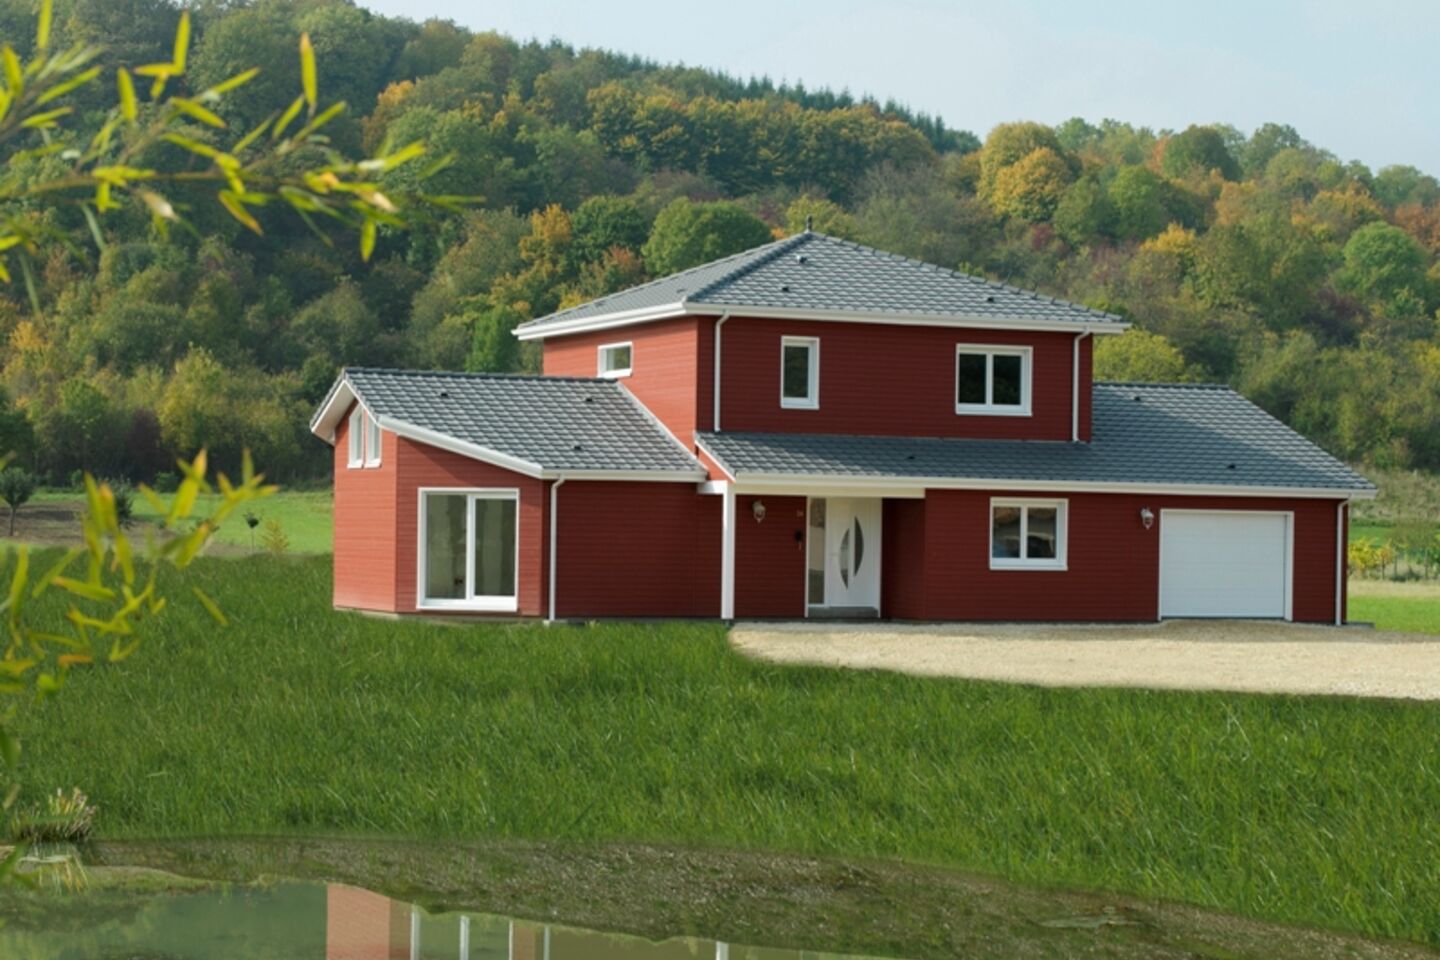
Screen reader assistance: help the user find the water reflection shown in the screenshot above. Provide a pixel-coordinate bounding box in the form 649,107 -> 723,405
1,879 -> 894,960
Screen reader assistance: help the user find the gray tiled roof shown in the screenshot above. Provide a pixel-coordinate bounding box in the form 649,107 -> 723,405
332,368 -> 703,475
698,383 -> 1374,494
515,232 -> 1125,334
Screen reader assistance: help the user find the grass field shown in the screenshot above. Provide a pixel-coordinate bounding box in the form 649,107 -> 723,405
130,489 -> 332,554
1350,579 -> 1440,634
4,552 -> 1438,948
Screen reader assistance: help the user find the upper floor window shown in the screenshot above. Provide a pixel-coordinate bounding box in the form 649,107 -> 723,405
348,406 -> 382,469
990,499 -> 1067,570
956,345 -> 1031,416
597,342 -> 633,378
780,336 -> 819,409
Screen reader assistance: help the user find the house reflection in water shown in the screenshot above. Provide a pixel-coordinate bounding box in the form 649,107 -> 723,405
326,884 -> 820,960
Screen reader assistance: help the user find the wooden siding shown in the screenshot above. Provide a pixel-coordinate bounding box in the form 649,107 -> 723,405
881,498 -> 927,619
554,481 -> 720,617
735,494 -> 807,617
914,491 -> 1345,623
716,319 -> 1086,440
391,437 -> 548,617
332,409 -> 398,612
543,317 -> 705,442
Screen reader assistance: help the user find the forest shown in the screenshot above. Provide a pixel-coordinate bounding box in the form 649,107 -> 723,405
0,0 -> 1437,483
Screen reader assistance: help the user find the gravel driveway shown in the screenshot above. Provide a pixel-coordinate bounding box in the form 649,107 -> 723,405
729,620 -> 1440,700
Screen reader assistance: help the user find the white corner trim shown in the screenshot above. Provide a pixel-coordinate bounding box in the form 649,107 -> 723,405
720,482 -> 736,620
381,416 -> 547,478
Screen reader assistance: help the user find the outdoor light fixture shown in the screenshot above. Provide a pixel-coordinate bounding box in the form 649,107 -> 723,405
1140,507 -> 1155,530
752,500 -> 767,523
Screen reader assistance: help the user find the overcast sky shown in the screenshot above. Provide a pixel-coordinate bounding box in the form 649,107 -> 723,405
355,0 -> 1438,176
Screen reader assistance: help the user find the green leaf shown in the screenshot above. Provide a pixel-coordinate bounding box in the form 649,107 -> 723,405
218,191 -> 262,235
203,67 -> 259,100
170,96 -> 225,129
80,204 -> 104,253
192,587 -> 228,628
20,106 -> 72,128
171,11 -> 191,71
272,95 -> 303,140
3,46 -> 23,97
299,32 -> 317,111
294,101 -> 344,141
0,728 -> 19,770
30,548 -> 80,599
35,65 -> 100,105
117,68 -> 137,122
35,0 -> 52,52
359,216 -> 376,262
5,546 -> 28,626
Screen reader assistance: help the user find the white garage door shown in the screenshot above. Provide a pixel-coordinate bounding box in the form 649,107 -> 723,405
1159,511 -> 1290,619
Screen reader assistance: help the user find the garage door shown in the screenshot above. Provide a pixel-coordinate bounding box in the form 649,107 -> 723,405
1159,511 -> 1290,619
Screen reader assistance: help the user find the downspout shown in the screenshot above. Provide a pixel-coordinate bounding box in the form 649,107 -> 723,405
1334,500 -> 1345,626
548,477 -> 566,623
1071,331 -> 1091,443
712,312 -> 731,432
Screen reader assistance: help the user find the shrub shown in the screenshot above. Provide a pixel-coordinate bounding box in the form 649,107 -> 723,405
259,519 -> 290,556
100,478 -> 136,528
0,466 -> 38,536
152,470 -> 179,494
9,788 -> 97,844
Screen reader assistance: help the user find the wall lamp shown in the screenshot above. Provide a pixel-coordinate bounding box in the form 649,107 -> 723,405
752,500 -> 767,523
1140,507 -> 1155,530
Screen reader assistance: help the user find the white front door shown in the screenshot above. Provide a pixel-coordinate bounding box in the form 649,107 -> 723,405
812,497 -> 881,611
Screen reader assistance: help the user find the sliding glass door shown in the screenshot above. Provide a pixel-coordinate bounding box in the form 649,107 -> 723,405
419,489 -> 518,611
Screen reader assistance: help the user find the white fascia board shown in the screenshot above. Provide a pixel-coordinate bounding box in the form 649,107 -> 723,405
730,471 -> 1375,500
309,379 -> 357,444
380,416 -> 546,478
513,302 -> 690,341
515,300 -> 1128,341
549,469 -> 708,482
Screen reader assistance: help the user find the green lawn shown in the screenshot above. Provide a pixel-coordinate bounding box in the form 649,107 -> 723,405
1350,580 -> 1440,634
130,489 -> 333,555
6,554 -> 1439,948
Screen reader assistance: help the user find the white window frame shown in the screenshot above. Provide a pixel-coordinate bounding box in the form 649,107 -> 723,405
956,344 -> 1033,417
989,497 -> 1067,571
347,406 -> 365,468
364,409 -> 382,468
779,336 -> 820,410
416,487 -> 521,612
596,341 -> 633,379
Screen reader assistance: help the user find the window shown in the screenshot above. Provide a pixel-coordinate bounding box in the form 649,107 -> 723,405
780,336 -> 819,409
364,410 -> 382,467
956,345 -> 1031,415
419,489 -> 519,611
990,499 -> 1067,570
347,407 -> 365,468
597,342 -> 633,378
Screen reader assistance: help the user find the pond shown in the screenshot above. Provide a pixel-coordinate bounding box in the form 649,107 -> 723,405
0,876 -> 898,960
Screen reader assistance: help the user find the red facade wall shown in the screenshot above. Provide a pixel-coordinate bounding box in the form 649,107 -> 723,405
391,437 -> 549,617
554,481 -> 720,618
735,494 -> 808,617
543,317 -> 706,441
914,491 -> 1346,623
716,319 -> 1087,440
332,411 -> 398,613
881,498 -> 927,619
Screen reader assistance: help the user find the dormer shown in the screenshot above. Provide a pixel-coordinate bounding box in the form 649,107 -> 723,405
519,232 -> 1127,445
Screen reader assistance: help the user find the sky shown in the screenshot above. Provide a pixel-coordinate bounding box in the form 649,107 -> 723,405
356,0 -> 1439,176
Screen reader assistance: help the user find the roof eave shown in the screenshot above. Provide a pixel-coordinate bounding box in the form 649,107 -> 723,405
515,301 -> 1128,340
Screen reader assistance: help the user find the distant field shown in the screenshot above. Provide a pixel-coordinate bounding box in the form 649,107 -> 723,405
130,490 -> 333,555
1349,580 -> 1440,635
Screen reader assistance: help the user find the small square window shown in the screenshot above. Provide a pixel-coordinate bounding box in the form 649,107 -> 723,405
990,500 -> 1067,570
956,346 -> 1031,416
597,342 -> 633,378
347,406 -> 364,468
780,336 -> 819,409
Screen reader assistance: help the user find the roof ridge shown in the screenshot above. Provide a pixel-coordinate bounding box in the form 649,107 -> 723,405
345,367 -> 613,385
687,231 -> 813,301
1096,380 -> 1233,391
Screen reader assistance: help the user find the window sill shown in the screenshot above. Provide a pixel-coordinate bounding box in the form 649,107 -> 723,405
989,561 -> 1067,572
957,405 -> 1032,417
780,399 -> 819,410
598,368 -> 632,380
417,598 -> 519,613
362,459 -> 382,469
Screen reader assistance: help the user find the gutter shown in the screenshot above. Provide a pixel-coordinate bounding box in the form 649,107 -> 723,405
1072,331 -> 1091,443
548,477 -> 566,623
713,312 -> 731,432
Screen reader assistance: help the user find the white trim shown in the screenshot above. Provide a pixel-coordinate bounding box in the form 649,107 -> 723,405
383,416 -> 545,478
779,336 -> 820,410
596,340 -> 633,379
713,312 -> 730,431
955,344 -> 1032,417
697,480 -> 730,495
548,478 -> 566,622
988,497 -> 1068,571
1158,508 -> 1294,622
740,481 -> 925,499
364,410 -> 382,467
720,482 -> 736,620
1335,500 -> 1345,626
416,487 -> 521,613
514,299 -> 1130,341
347,406 -> 365,468
1071,331 -> 1090,443
719,472 -> 1374,501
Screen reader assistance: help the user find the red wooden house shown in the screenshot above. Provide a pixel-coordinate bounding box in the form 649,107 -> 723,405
310,232 -> 1374,623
